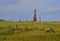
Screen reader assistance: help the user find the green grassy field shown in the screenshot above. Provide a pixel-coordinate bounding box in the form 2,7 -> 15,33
0,21 -> 60,41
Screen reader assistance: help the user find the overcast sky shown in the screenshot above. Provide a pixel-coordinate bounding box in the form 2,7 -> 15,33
0,0 -> 60,21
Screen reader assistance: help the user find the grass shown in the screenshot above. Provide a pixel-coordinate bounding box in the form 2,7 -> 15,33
0,21 -> 60,41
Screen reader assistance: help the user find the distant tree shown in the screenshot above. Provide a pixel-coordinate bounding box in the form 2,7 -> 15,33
0,19 -> 6,21
53,21 -> 56,23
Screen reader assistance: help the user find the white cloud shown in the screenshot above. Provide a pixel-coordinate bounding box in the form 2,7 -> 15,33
43,7 -> 60,11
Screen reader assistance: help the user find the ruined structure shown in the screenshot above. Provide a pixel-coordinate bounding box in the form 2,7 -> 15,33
33,9 -> 37,22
